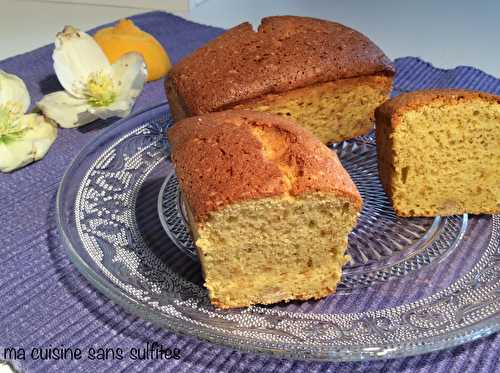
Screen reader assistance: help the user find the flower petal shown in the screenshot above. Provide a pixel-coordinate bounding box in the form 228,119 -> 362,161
112,52 -> 147,102
20,114 -> 58,160
37,91 -> 97,128
53,26 -> 111,98
90,99 -> 132,119
0,139 -> 34,172
0,114 -> 57,172
0,70 -> 30,114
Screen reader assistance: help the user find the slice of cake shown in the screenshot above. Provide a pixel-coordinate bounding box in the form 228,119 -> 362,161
168,110 -> 362,308
166,15 -> 394,144
376,89 -> 500,217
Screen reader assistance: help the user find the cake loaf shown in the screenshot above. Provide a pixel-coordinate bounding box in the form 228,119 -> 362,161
166,16 -> 395,144
168,110 -> 362,308
376,89 -> 500,217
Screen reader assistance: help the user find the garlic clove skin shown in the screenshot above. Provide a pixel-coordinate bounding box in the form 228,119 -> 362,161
0,70 -> 30,115
0,114 -> 57,173
37,91 -> 97,128
53,26 -> 112,99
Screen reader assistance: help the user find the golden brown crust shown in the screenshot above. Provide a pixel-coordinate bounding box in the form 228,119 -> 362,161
376,89 -> 500,128
165,77 -> 188,122
166,16 -> 394,117
168,110 -> 362,223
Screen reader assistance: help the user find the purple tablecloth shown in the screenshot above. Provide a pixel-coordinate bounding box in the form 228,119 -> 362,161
0,11 -> 499,373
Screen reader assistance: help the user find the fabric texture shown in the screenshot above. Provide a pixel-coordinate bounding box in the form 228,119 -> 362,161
0,11 -> 498,373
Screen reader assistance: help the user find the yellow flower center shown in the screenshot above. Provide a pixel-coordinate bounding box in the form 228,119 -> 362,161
0,103 -> 29,144
84,72 -> 117,107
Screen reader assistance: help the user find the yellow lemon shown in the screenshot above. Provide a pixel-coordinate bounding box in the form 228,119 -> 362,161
94,19 -> 171,81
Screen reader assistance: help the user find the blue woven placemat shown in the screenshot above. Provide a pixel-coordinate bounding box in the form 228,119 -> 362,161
0,11 -> 499,373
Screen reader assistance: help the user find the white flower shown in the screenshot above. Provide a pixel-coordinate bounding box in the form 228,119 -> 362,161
37,26 -> 147,128
0,70 -> 57,173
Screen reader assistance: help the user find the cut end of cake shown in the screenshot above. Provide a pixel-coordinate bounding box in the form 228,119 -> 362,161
168,110 -> 362,309
194,193 -> 358,309
376,89 -> 500,217
234,74 -> 392,144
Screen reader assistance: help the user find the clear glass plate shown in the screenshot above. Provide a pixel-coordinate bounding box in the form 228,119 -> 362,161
57,104 -> 500,361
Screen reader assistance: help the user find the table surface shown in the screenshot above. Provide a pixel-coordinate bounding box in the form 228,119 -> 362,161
1,0 -> 500,77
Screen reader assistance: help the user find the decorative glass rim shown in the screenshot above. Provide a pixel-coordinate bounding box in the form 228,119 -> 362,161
57,103 -> 500,362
